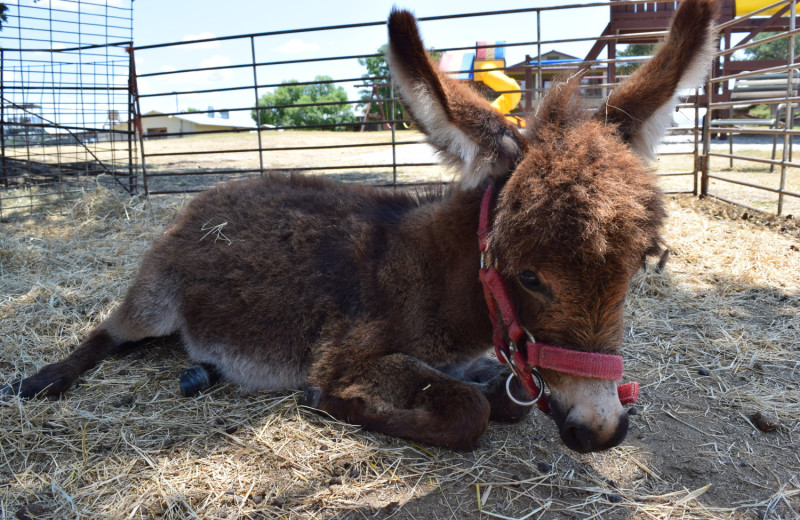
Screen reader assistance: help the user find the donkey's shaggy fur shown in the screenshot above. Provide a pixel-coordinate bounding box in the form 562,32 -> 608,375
7,0 -> 719,453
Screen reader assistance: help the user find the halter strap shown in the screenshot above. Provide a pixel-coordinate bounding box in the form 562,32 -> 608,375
478,184 -> 639,412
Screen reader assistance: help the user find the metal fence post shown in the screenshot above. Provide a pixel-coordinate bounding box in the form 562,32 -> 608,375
701,76 -> 712,197
251,36 -> 265,177
1,49 -> 7,193
390,82 -> 397,187
693,88 -> 701,196
778,0 -> 796,216
536,10 -> 542,102
127,46 -> 148,196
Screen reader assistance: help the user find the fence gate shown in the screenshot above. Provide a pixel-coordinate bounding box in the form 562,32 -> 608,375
0,0 -> 137,219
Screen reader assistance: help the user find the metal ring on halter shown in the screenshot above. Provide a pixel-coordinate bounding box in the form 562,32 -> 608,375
505,370 -> 545,407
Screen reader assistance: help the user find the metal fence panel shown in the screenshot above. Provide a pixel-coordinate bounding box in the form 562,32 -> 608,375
0,0 -> 138,220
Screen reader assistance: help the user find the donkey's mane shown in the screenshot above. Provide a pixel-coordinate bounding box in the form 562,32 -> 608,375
490,79 -> 665,268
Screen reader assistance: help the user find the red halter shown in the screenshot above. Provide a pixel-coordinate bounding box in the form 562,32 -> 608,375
477,184 -> 639,414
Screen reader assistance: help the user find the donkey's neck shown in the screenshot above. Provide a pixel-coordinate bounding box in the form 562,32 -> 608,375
399,186 -> 493,360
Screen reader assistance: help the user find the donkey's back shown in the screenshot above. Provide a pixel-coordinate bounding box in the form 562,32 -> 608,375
128,174 -> 444,390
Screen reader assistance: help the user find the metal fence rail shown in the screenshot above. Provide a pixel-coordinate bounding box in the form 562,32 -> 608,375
702,0 -> 800,216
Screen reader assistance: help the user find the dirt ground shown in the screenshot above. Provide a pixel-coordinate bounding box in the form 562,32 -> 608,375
0,185 -> 798,519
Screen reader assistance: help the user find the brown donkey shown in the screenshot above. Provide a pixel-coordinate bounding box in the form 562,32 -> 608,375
5,0 -> 718,452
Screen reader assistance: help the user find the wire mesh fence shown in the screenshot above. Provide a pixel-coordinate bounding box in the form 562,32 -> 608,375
0,0 -> 136,219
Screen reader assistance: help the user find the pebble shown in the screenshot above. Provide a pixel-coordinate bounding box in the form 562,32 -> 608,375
627,406 -> 638,416
751,411 -> 780,432
536,461 -> 552,473
697,368 -> 710,376
607,493 -> 623,503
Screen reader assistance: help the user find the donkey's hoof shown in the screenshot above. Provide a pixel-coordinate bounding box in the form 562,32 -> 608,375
179,364 -> 219,397
0,381 -> 21,400
298,387 -> 323,409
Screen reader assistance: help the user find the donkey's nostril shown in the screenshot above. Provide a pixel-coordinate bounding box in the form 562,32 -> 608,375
562,421 -> 597,453
559,412 -> 629,453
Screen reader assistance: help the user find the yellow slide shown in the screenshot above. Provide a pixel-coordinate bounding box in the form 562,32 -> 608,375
474,63 -> 522,121
736,0 -> 800,16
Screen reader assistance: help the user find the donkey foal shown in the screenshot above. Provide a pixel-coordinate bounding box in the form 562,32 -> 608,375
6,0 -> 718,453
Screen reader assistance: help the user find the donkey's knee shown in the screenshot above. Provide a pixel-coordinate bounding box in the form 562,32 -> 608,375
312,381 -> 491,451
419,383 -> 491,450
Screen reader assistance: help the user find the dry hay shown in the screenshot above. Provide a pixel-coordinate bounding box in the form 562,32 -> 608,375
1,184 -> 798,519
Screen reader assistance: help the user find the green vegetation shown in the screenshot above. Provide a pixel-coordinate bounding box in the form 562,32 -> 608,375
252,75 -> 355,130
743,32 -> 800,61
615,43 -> 657,76
0,4 -> 8,30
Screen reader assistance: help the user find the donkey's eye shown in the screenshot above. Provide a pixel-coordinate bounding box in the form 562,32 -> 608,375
517,270 -> 543,292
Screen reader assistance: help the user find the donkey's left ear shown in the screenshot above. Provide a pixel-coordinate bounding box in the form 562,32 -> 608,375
596,0 -> 719,160
387,9 -> 526,189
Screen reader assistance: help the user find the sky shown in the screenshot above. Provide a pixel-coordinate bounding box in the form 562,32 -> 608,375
129,0 -> 612,115
0,0 -> 613,125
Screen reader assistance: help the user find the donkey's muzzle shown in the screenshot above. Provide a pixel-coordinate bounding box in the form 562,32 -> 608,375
550,398 -> 630,453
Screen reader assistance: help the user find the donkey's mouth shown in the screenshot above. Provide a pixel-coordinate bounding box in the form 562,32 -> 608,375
549,398 -> 630,453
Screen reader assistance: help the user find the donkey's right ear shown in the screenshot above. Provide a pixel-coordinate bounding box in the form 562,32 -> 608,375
387,9 -> 526,189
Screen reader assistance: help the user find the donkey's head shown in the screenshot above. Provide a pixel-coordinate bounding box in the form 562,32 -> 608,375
388,0 -> 718,452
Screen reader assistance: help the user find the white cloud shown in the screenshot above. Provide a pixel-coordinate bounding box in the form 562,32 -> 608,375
181,33 -> 220,50
148,54 -> 233,92
278,38 -> 320,55
199,55 -> 232,82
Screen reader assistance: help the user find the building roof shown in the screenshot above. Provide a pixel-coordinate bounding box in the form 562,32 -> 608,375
142,109 -> 257,129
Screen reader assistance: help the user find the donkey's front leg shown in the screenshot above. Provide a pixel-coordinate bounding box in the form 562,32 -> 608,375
306,352 -> 491,450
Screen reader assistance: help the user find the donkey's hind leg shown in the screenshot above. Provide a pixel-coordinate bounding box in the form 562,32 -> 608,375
306,352 -> 492,451
7,268 -> 182,398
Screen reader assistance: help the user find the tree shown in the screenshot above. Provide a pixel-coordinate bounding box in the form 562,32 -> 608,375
252,75 -> 355,130
358,44 -> 441,129
358,44 -> 403,128
743,32 -> 800,61
0,4 -> 9,30
615,43 -> 657,77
